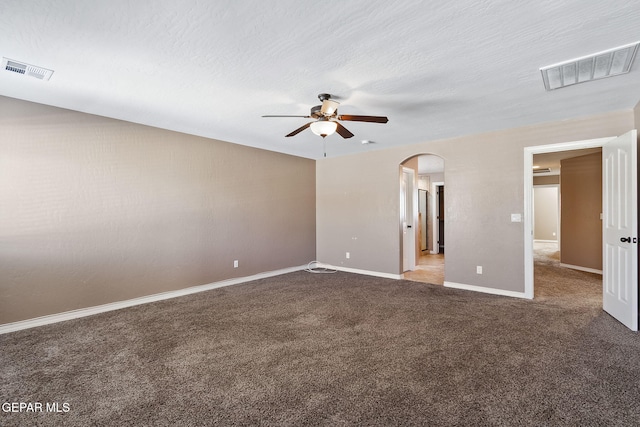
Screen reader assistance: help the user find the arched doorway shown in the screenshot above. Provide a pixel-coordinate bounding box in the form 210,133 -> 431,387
400,154 -> 445,285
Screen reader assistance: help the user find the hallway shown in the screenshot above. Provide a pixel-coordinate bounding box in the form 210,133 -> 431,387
403,253 -> 444,285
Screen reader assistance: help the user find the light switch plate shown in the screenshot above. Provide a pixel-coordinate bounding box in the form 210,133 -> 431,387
511,213 -> 522,222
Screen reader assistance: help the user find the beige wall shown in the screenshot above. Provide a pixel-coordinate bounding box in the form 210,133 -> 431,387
533,175 -> 559,185
560,152 -> 602,270
317,110 -> 634,293
0,96 -> 316,324
533,186 -> 558,241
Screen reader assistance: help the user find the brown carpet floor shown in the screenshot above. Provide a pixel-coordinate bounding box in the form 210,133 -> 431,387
1,252 -> 639,426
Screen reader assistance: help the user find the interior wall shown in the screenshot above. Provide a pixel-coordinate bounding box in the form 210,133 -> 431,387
0,96 -> 316,324
634,100 -> 640,131
316,110 -> 633,293
533,186 -> 558,241
560,152 -> 603,270
533,175 -> 559,185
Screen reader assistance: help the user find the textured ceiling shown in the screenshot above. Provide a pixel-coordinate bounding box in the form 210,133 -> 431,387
1,1 -> 640,159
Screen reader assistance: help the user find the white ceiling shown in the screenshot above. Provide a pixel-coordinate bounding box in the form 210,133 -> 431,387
418,155 -> 445,175
2,1 -> 640,160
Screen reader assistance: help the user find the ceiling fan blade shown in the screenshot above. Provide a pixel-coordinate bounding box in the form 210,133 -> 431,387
335,122 -> 354,139
337,114 -> 389,123
285,122 -> 312,137
320,99 -> 340,116
262,115 -> 311,118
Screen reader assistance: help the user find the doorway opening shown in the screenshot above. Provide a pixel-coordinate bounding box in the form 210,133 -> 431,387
524,131 -> 638,331
400,154 -> 445,285
532,149 -> 602,306
524,137 -> 611,299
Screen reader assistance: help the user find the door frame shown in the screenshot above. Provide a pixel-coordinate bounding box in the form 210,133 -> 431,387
401,167 -> 417,272
434,182 -> 445,254
523,137 -> 614,299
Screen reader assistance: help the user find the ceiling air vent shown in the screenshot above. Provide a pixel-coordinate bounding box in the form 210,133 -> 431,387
533,168 -> 552,174
540,41 -> 640,90
2,57 -> 53,81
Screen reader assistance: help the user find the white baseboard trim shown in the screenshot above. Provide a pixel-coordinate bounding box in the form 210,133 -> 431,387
315,263 -> 402,280
534,239 -> 558,243
444,281 -> 531,299
559,263 -> 603,275
0,265 -> 307,335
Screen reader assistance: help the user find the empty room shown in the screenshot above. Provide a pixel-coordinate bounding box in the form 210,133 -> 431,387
2,1 -> 640,425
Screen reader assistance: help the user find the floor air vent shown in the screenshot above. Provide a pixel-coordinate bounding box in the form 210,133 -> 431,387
2,57 -> 53,81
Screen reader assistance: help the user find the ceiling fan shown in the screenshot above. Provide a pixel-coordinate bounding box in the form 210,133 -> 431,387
262,93 -> 389,139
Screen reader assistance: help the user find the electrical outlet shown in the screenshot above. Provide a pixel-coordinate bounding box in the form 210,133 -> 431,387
346,252 -> 350,259
233,260 -> 239,268
476,266 -> 483,274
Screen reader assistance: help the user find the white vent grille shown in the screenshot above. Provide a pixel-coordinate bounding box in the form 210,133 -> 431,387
533,168 -> 552,174
2,57 -> 53,81
540,42 -> 639,90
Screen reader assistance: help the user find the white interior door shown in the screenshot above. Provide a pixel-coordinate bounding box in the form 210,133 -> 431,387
603,129 -> 638,331
402,168 -> 416,272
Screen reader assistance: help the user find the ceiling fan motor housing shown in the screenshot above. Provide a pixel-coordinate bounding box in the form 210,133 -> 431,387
310,105 -> 324,118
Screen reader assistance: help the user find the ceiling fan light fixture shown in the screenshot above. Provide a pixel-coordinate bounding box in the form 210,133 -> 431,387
320,99 -> 340,116
310,120 -> 337,137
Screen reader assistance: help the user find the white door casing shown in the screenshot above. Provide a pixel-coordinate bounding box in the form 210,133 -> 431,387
524,137 -> 613,300
401,167 -> 416,272
602,130 -> 638,331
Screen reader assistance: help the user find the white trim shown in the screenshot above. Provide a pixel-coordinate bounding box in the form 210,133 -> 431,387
0,265 -> 307,334
559,263 -> 603,275
533,239 -> 558,243
523,137 -> 614,300
444,281 -> 530,299
401,167 -> 417,271
316,263 -> 402,280
432,181 -> 444,254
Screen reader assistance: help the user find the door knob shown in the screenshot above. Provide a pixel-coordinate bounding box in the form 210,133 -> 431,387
621,237 -> 631,243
